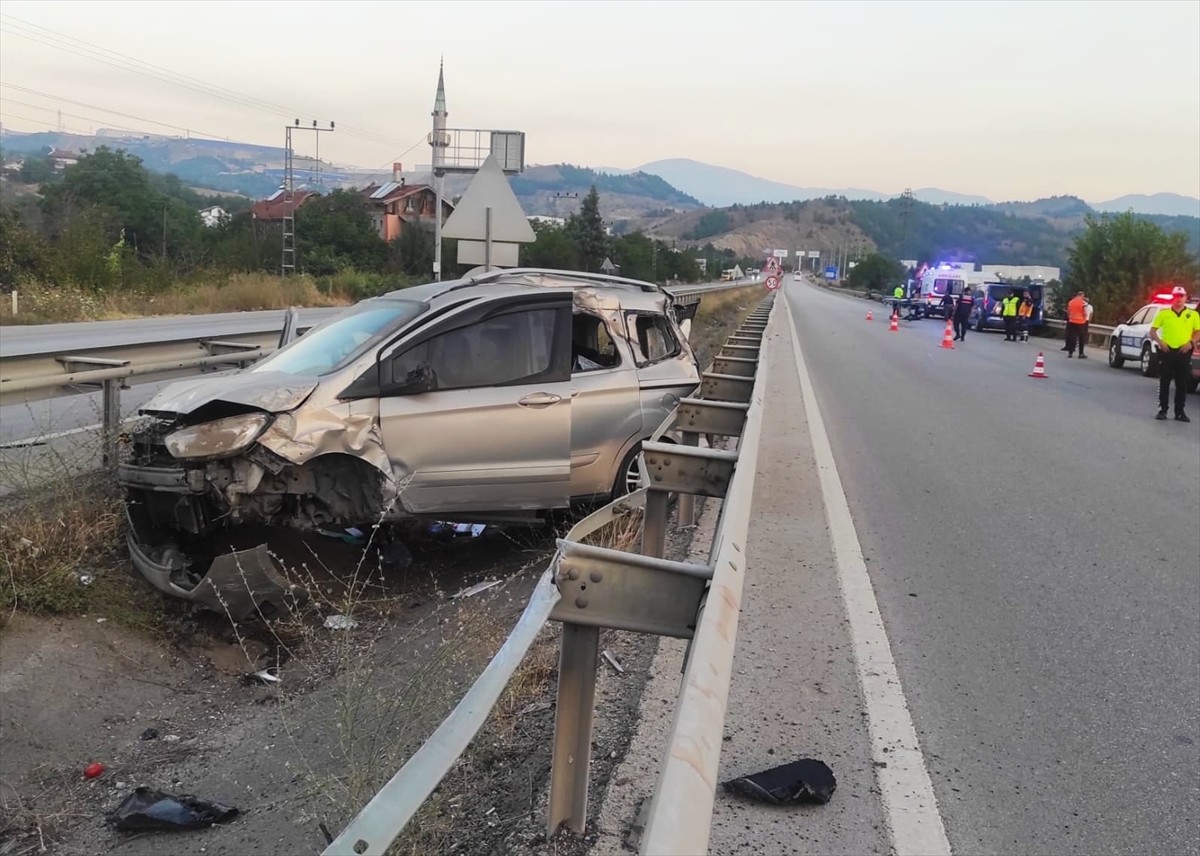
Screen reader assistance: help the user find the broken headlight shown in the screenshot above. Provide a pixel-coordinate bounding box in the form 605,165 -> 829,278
164,413 -> 271,461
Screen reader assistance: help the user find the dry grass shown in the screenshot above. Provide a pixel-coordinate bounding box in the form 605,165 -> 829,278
0,273 -> 357,325
689,284 -> 770,370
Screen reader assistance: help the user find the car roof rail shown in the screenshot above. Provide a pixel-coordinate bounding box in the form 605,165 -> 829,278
462,267 -> 665,294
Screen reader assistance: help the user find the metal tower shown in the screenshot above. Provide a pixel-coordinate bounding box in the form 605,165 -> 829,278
281,119 -> 335,276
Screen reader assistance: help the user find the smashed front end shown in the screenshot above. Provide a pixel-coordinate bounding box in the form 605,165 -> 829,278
118,373 -> 397,618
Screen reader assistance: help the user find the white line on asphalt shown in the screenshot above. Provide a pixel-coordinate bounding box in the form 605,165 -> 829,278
781,284 -> 953,856
0,422 -> 103,449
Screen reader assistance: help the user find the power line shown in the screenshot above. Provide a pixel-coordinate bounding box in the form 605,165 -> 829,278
0,110 -> 84,134
2,83 -> 228,141
0,14 -> 405,149
0,96 -> 147,137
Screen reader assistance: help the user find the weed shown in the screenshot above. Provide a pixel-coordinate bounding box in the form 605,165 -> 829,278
689,284 -> 769,369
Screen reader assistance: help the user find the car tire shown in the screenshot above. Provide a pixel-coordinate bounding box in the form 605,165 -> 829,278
1108,338 -> 1125,368
1140,344 -> 1159,378
611,437 -> 677,501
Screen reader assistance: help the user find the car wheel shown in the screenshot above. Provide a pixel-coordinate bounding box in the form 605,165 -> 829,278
1140,344 -> 1159,378
1108,338 -> 1125,368
612,437 -> 677,501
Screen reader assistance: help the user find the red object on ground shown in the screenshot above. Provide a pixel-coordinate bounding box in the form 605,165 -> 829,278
84,762 -> 105,779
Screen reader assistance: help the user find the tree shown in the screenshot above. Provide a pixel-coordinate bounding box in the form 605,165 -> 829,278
1062,212 -> 1198,324
18,154 -> 56,186
0,207 -> 48,289
293,189 -> 387,275
567,185 -> 608,272
394,221 -> 434,276
521,220 -> 579,270
847,252 -> 905,293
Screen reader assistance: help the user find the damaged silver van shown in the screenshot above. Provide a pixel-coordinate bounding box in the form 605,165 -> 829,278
118,268 -> 701,617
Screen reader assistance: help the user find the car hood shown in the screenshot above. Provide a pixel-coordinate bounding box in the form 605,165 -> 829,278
140,371 -> 319,418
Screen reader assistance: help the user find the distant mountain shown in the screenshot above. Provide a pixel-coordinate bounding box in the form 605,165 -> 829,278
1092,193 -> 1200,218
629,158 -> 991,208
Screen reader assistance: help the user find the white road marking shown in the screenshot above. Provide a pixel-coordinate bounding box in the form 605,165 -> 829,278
782,284 -> 953,856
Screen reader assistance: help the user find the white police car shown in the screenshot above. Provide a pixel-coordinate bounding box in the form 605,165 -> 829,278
1107,292 -> 1199,381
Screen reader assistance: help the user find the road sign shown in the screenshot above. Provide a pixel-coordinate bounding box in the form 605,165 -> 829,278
808,251 -> 820,258
824,265 -> 838,280
442,154 -> 535,269
765,275 -> 781,291
772,249 -> 788,258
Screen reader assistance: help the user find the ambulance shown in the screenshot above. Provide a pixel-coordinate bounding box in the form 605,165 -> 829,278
915,263 -> 971,318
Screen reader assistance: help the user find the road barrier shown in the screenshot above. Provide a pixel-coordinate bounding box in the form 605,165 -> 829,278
321,292 -> 777,856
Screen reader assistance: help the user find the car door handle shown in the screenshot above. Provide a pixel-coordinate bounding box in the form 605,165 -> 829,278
518,392 -> 562,408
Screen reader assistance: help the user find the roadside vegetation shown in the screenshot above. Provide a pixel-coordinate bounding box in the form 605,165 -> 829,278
0,148 -> 714,325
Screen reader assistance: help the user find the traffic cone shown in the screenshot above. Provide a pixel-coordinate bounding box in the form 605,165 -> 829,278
889,313 -> 899,332
866,309 -> 873,321
940,318 -> 955,349
1028,352 -> 1048,379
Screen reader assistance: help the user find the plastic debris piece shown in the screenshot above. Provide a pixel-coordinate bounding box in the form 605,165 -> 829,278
243,668 -> 281,685
602,650 -> 625,675
162,734 -> 181,743
109,786 -> 239,831
140,728 -> 159,741
84,762 -> 105,779
324,614 -> 358,631
452,579 -> 501,599
722,758 -> 837,805
76,571 -> 95,586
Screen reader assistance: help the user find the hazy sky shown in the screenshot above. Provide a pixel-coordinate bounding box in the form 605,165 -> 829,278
1,0 -> 1197,202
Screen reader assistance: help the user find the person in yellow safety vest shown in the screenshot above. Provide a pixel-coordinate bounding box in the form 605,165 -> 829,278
1017,295 -> 1034,341
1000,290 -> 1021,341
892,284 -> 904,319
1149,284 -> 1200,422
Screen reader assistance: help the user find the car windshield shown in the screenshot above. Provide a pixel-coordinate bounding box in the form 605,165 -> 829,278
251,299 -> 427,376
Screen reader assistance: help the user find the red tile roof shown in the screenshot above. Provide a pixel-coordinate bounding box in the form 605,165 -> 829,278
251,189 -> 317,220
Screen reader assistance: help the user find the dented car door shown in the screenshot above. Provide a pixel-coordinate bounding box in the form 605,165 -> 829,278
377,292 -> 574,515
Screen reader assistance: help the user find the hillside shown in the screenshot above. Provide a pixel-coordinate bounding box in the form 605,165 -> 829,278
646,195 -> 1200,269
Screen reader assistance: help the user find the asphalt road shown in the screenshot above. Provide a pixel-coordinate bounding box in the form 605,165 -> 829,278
783,277 -> 1199,855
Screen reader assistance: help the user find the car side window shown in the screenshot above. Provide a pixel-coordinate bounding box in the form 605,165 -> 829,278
625,312 -> 680,365
1129,308 -> 1149,325
389,308 -> 561,392
572,312 -> 621,372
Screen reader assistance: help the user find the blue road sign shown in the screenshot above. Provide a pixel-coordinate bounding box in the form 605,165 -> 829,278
824,265 -> 838,280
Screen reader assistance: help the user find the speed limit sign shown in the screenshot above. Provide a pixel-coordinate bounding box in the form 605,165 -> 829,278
765,275 -> 781,291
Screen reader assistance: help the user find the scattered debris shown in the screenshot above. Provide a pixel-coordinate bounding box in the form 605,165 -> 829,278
429,521 -> 488,537
317,527 -> 366,546
162,734 -> 181,744
95,617 -> 107,624
140,728 -> 160,741
452,579 -> 501,599
109,786 -> 239,832
324,614 -> 358,631
602,649 -> 625,675
76,571 -> 95,586
243,668 -> 281,685
519,701 -> 552,717
84,762 -> 106,779
722,758 -> 837,805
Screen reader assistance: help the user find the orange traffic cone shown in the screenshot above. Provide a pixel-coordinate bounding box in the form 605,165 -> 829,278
889,314 -> 899,332
940,318 -> 955,349
866,309 -> 873,322
1029,352 -> 1048,379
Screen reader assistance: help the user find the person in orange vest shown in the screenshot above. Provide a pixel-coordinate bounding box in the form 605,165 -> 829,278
1065,290 -> 1089,358
1017,294 -> 1034,341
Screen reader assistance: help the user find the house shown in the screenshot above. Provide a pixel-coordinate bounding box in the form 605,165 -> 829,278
45,148 -> 80,171
359,163 -> 453,242
250,188 -> 319,221
198,206 -> 228,228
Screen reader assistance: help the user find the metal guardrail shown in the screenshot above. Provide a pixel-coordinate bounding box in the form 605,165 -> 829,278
321,293 -> 776,856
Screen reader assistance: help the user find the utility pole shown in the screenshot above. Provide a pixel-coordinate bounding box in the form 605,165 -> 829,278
282,119 -> 335,276
898,187 -> 914,261
162,203 -> 167,258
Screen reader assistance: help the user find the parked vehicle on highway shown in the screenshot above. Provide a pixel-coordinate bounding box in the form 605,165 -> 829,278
915,264 -> 970,318
1107,292 -> 1200,386
971,282 -> 1047,333
118,268 -> 701,615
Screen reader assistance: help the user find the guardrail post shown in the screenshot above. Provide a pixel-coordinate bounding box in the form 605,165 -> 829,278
101,378 -> 120,467
642,489 -> 670,559
547,623 -> 600,836
676,433 -> 699,529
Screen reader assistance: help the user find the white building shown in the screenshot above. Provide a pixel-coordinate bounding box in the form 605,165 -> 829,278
199,206 -> 229,228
